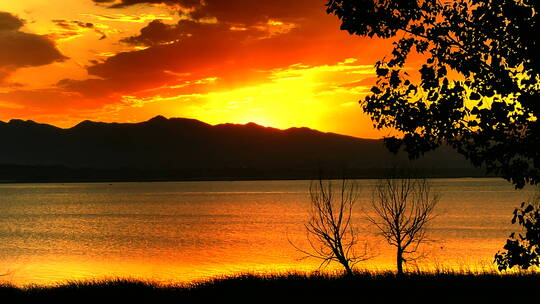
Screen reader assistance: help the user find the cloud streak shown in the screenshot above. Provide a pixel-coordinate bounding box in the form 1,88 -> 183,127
52,19 -> 107,40
81,12 -> 175,23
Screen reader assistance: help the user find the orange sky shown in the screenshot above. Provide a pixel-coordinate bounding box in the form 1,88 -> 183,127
0,0 -> 399,138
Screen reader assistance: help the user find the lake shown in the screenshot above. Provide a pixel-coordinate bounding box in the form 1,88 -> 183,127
0,178 -> 536,286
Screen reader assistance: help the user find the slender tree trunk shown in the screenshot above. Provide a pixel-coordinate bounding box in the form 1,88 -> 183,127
396,247 -> 404,276
343,262 -> 353,277
338,255 -> 353,276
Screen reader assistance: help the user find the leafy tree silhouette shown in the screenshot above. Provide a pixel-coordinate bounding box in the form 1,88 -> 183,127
326,0 -> 538,189
495,202 -> 540,271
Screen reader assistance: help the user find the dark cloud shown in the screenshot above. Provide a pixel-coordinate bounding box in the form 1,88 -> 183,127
188,0 -> 321,25
0,11 -> 25,31
63,16 -> 272,96
93,0 -> 200,9
120,19 -> 183,46
93,0 -> 321,24
121,19 -> 267,46
0,11 -> 67,82
0,31 -> 68,67
62,0 -> 372,99
59,33 -> 228,97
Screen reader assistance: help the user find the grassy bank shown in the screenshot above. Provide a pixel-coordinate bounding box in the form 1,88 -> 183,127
1,271 -> 538,302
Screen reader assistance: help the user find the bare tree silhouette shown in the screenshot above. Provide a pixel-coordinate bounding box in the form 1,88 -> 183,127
367,175 -> 439,275
291,177 -> 371,276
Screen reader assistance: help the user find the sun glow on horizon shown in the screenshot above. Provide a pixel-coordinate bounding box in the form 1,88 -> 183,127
105,58 -> 385,138
0,0 -> 392,139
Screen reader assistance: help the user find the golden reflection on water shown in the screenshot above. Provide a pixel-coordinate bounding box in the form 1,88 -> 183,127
0,179 -> 534,286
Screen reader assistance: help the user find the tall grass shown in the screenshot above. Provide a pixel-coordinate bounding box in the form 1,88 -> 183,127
1,270 -> 539,302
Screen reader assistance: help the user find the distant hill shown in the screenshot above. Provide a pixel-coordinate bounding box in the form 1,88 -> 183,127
0,116 -> 486,182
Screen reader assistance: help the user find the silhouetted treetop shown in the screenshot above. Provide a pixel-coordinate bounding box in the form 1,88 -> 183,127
327,0 -> 539,188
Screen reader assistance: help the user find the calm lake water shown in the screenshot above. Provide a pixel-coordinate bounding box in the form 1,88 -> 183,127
0,178 -> 536,286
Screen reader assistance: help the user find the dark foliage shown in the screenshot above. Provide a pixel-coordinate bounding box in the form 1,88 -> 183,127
495,202 -> 540,270
326,0 -> 539,188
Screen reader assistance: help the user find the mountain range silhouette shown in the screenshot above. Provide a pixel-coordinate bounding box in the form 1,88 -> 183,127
0,116 -> 486,182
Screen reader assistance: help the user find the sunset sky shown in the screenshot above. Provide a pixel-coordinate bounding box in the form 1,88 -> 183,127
0,0 -> 406,138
